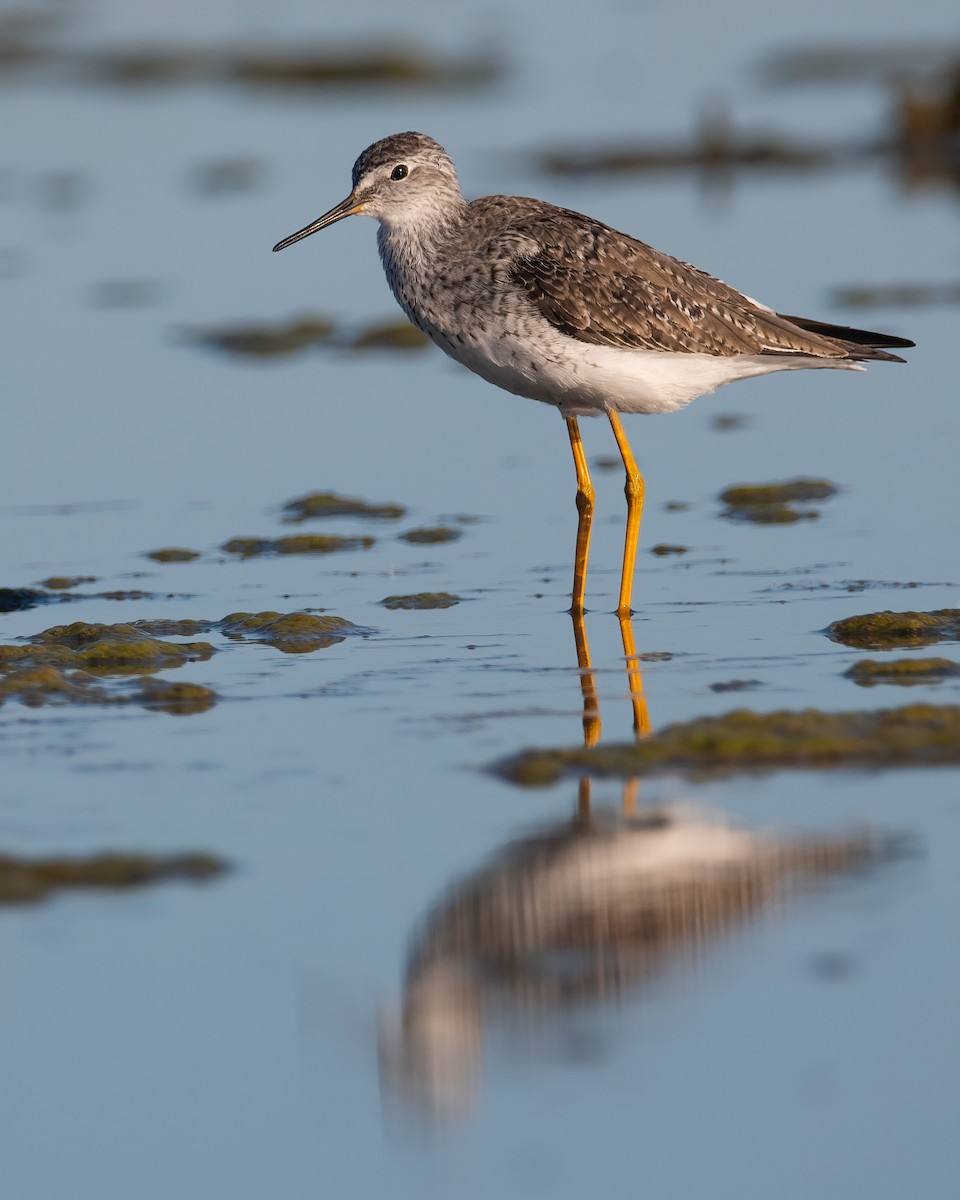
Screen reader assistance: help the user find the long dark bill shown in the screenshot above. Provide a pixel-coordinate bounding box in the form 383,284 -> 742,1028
272,195 -> 362,252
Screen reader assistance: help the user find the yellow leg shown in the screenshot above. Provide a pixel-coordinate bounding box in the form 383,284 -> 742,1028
608,412 -> 646,618
565,416 -> 595,615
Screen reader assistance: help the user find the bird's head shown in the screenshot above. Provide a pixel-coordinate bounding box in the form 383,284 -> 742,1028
273,131 -> 463,251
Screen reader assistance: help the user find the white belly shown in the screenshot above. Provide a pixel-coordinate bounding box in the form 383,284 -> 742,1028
434,324 -> 863,417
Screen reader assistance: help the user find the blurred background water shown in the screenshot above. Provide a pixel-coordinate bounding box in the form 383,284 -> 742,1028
2,0 -> 959,1196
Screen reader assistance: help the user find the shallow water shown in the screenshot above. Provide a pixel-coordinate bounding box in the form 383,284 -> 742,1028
2,0 -> 959,1196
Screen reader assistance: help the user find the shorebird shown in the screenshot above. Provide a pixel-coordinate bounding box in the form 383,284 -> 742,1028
273,132 -> 913,616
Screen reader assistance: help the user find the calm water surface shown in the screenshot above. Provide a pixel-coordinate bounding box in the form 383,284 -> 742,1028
2,0 -> 959,1196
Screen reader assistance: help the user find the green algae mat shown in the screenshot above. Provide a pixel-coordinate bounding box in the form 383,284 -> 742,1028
0,851 -> 226,905
497,704 -> 960,786
828,609 -> 960,650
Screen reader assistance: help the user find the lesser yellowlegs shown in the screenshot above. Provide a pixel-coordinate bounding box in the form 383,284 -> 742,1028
273,131 -> 913,616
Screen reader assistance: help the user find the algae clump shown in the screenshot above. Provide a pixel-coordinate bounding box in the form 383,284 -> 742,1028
0,666 -> 96,706
282,490 -> 406,523
719,477 -> 837,524
133,618 -> 214,638
0,622 -> 214,676
345,319 -> 429,351
0,851 -> 226,905
28,622 -> 213,673
381,592 -> 461,610
400,526 -> 462,544
221,534 -> 374,557
146,547 -> 201,563
219,611 -> 364,652
41,576 -> 95,589
720,479 -> 838,506
0,665 -> 217,715
228,46 -> 502,91
828,609 -> 960,650
845,657 -> 960,686
497,704 -> 960,786
184,315 -> 334,357
135,678 -> 218,714
135,612 -> 366,652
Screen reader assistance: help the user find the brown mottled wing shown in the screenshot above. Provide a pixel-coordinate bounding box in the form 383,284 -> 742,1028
507,210 -> 856,360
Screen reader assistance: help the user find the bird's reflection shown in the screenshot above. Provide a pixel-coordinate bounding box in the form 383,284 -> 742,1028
380,612 -> 884,1120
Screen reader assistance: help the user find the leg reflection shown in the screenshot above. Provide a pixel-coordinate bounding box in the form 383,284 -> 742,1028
571,607 -> 649,818
619,613 -> 651,741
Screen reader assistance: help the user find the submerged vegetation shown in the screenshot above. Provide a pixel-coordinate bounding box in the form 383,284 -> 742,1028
0,21 -> 504,93
146,547 -> 202,563
497,704 -> 960,786
0,621 -> 215,674
380,593 -> 461,610
0,621 -> 216,712
39,575 -> 96,589
221,534 -> 374,557
182,315 -> 335,357
0,666 -> 217,714
342,320 -> 429,351
845,657 -> 960,686
828,609 -> 960,650
720,479 -> 838,506
134,612 -> 368,652
0,850 -> 226,905
217,611 -> 365,652
399,526 -> 462,545
281,491 -> 406,523
182,315 -> 427,358
719,478 -> 838,524
0,609 -> 366,711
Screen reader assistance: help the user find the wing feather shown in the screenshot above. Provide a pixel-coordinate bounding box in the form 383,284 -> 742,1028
495,205 -> 906,361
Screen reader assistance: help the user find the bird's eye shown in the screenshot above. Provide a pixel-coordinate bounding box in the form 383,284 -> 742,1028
390,164 -> 408,181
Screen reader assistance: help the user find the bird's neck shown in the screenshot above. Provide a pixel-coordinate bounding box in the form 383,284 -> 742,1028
377,195 -> 469,272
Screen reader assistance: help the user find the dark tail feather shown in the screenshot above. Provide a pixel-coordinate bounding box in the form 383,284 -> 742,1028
777,312 -> 915,363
